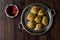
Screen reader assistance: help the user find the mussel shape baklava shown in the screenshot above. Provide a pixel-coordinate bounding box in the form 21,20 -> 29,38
34,24 -> 42,30
27,21 -> 36,29
34,16 -> 42,23
38,9 -> 45,16
26,13 -> 36,21
42,16 -> 48,25
30,6 -> 39,14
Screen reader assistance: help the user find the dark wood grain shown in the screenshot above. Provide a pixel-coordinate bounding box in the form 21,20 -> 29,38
0,0 -> 60,40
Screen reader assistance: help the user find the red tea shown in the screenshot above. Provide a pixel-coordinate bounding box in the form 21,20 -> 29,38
6,6 -> 18,16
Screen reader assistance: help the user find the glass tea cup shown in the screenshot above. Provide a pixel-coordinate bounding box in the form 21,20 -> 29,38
5,4 -> 19,18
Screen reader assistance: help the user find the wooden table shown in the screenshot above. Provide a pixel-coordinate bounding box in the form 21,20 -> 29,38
0,0 -> 60,40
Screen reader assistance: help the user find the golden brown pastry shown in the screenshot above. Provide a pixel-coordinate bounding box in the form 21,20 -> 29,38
38,9 -> 45,16
30,6 -> 39,14
42,16 -> 48,25
26,13 -> 36,21
34,24 -> 42,30
27,21 -> 36,29
34,16 -> 42,23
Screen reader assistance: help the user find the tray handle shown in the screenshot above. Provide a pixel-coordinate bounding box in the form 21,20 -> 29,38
50,9 -> 56,17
